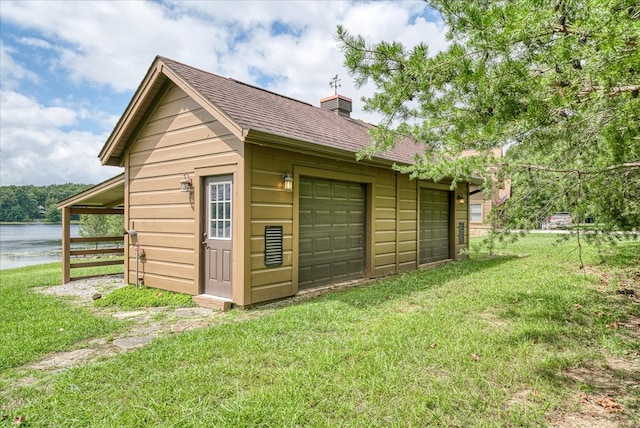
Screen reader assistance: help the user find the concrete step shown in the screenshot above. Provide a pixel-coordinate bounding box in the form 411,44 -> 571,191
192,294 -> 232,311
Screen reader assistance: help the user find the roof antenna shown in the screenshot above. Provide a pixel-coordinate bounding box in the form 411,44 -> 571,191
329,74 -> 341,95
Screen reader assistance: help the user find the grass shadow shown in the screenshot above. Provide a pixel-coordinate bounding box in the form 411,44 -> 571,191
253,255 -> 519,313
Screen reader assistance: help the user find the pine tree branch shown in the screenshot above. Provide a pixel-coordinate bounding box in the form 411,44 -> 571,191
507,162 -> 640,175
578,84 -> 640,99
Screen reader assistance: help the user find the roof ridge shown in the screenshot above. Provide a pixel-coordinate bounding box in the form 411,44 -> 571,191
229,78 -> 312,107
158,56 -> 312,108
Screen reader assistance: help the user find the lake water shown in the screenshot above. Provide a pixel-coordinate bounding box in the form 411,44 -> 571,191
0,224 -> 79,270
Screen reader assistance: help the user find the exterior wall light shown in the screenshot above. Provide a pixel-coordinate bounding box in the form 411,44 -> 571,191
282,173 -> 293,192
457,193 -> 466,204
180,173 -> 193,192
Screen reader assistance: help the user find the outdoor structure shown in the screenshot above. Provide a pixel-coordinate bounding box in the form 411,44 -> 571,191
62,56 -> 472,309
57,173 -> 125,282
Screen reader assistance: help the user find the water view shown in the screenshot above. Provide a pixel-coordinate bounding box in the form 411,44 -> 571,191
0,224 -> 79,270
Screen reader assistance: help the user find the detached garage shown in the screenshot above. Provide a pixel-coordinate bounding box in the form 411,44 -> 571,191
76,55 -> 472,308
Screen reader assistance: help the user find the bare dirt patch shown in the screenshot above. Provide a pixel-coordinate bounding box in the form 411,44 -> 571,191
35,275 -> 127,305
478,310 -> 510,328
546,353 -> 640,428
548,261 -> 640,428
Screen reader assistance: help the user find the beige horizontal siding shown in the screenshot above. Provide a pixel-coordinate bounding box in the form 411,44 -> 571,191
251,282 -> 293,304
136,272 -> 194,294
251,266 -> 293,287
251,252 -> 293,270
251,221 -> 293,236
454,182 -> 469,259
129,150 -> 240,180
126,84 -> 241,294
372,175 -> 397,277
129,219 -> 195,234
398,176 -> 417,271
136,246 -> 195,265
375,219 -> 397,232
249,149 -> 296,303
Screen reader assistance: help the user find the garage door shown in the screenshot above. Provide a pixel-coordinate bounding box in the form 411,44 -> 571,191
420,189 -> 450,264
299,177 -> 365,289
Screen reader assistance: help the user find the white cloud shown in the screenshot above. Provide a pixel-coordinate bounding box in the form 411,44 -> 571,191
0,0 -> 447,185
0,43 -> 40,89
17,37 -> 53,49
0,90 -> 121,185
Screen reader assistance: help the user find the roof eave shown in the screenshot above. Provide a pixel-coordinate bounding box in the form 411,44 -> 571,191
57,173 -> 125,209
244,129 -> 402,168
98,57 -> 166,166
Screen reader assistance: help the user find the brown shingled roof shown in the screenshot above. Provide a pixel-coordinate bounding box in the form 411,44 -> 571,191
159,56 -> 422,165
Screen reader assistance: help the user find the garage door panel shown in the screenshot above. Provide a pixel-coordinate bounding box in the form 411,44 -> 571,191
313,263 -> 332,284
300,247 -> 363,262
350,186 -> 364,200
350,210 -> 364,223
314,210 -> 331,225
299,209 -> 312,224
299,237 -> 312,254
332,261 -> 348,276
333,184 -> 349,199
299,265 -> 312,285
333,210 -> 348,225
333,235 -> 348,251
299,177 -> 365,289
314,236 -> 331,253
315,183 -> 331,198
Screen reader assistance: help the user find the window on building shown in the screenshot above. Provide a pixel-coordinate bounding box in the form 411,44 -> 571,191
470,204 -> 482,222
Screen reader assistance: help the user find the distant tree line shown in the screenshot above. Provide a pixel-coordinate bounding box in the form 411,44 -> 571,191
0,183 -> 92,222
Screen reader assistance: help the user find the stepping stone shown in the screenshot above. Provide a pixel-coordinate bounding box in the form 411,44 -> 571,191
174,307 -> 213,317
31,349 -> 95,370
112,310 -> 148,319
113,335 -> 154,349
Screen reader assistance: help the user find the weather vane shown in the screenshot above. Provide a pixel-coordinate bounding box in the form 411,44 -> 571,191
329,74 -> 341,95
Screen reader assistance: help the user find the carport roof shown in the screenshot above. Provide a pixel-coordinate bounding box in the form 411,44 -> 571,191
57,173 -> 124,209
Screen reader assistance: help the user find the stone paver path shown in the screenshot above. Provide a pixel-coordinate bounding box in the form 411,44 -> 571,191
25,276 -> 224,372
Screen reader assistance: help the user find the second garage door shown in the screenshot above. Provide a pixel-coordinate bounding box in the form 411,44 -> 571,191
420,188 -> 450,264
299,177 -> 365,289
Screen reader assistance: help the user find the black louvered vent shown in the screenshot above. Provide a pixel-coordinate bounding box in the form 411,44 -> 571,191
264,226 -> 283,267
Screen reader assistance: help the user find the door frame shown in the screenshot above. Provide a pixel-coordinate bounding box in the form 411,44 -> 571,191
292,165 -> 375,295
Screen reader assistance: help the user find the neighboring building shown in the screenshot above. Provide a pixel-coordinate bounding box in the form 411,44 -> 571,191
463,148 -> 511,235
60,56 -> 473,309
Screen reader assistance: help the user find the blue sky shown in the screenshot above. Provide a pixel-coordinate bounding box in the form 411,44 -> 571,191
0,0 -> 445,185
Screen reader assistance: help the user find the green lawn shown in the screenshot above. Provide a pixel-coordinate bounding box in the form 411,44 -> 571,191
0,263 -> 124,371
1,235 -> 638,427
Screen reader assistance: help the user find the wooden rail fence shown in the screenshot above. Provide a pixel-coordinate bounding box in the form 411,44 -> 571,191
65,235 -> 124,281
